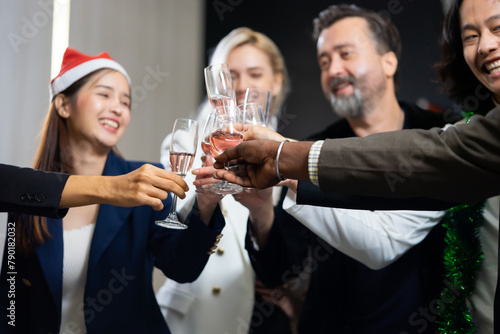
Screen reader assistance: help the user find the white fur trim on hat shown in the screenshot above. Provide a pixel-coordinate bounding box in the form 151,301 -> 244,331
49,58 -> 131,100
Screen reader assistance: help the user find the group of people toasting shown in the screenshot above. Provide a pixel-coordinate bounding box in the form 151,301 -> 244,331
2,0 -> 500,333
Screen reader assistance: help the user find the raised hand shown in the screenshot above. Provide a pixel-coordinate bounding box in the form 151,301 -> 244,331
213,140 -> 314,189
61,164 -> 188,210
242,124 -> 286,141
213,139 -> 281,188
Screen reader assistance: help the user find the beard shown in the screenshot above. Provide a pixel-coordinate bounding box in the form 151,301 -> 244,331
329,87 -> 364,118
328,72 -> 386,119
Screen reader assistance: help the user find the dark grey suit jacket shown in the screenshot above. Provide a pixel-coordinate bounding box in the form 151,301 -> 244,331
318,106 -> 500,202
0,164 -> 69,218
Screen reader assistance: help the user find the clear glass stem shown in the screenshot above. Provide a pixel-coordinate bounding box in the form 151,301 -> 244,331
219,162 -> 231,189
209,162 -> 242,195
168,194 -> 178,218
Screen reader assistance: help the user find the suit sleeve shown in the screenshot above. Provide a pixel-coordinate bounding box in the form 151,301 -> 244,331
296,182 -> 457,210
245,190 -> 310,287
151,200 -> 225,283
317,106 -> 500,203
0,164 -> 69,218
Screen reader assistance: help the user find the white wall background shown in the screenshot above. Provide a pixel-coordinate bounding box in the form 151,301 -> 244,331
0,0 -> 204,167
1,1 -> 54,167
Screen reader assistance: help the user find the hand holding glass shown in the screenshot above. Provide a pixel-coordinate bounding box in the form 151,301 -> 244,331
209,106 -> 244,195
156,118 -> 198,229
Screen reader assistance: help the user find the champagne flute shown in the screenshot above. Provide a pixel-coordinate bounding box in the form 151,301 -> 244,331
204,63 -> 237,109
244,88 -> 271,125
196,112 -> 221,194
209,106 -> 244,195
238,103 -> 266,192
156,118 -> 199,229
201,112 -> 219,157
238,102 -> 267,127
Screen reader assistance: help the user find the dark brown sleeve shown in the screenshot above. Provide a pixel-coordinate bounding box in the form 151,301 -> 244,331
317,106 -> 500,203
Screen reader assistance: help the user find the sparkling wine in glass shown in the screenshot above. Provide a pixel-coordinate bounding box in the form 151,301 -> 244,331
201,112 -> 220,157
209,106 -> 244,195
156,118 -> 198,229
244,88 -> 271,125
204,64 -> 237,110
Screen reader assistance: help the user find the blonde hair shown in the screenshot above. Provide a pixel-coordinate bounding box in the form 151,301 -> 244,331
205,27 -> 290,120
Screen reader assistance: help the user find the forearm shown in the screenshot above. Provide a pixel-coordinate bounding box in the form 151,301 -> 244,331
248,200 -> 275,247
246,219 -> 309,287
296,182 -> 457,210
196,199 -> 219,226
154,208 -> 225,282
59,175 -> 111,208
317,112 -> 500,201
283,190 -> 444,269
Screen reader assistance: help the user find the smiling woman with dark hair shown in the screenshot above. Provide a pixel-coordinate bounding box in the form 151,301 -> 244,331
1,47 -> 225,334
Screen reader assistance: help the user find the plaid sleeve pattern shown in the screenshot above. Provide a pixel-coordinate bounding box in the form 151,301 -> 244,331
308,140 -> 324,186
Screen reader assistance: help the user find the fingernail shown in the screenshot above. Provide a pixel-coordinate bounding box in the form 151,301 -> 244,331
193,180 -> 200,186
192,169 -> 199,175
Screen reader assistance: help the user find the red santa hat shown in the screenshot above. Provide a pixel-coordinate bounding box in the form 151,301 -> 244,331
49,47 -> 131,100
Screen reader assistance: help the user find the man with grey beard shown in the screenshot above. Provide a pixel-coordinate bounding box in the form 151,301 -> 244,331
244,4 -> 453,334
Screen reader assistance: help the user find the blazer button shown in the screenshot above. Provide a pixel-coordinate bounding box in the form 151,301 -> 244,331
20,194 -> 29,202
212,286 -> 221,296
216,247 -> 224,256
22,278 -> 32,287
35,194 -> 45,202
28,194 -> 35,202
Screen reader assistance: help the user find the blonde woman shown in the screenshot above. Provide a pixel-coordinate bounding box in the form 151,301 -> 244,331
156,27 -> 291,333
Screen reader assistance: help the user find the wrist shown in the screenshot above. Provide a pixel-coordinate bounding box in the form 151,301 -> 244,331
275,140 -> 289,181
278,141 -> 312,182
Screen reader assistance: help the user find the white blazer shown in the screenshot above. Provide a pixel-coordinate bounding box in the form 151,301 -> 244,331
156,107 -> 277,333
156,193 -> 256,333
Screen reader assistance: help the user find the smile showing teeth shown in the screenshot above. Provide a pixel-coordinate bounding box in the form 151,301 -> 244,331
485,60 -> 500,73
99,119 -> 118,129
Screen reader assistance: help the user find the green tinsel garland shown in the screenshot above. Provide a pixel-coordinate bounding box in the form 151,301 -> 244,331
435,201 -> 485,334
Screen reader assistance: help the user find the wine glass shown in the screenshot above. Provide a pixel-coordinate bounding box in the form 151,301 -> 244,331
244,88 -> 271,125
201,112 -> 220,157
156,118 -> 199,229
204,63 -> 237,109
238,102 -> 267,127
209,106 -> 244,195
195,112 -> 221,194
238,103 -> 266,192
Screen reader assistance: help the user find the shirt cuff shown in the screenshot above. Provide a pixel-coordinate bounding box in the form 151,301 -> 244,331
282,188 -> 297,211
308,140 -> 324,186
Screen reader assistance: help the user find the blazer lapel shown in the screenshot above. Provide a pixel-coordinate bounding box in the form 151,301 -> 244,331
88,151 -> 133,266
35,218 -> 64,318
87,204 -> 132,267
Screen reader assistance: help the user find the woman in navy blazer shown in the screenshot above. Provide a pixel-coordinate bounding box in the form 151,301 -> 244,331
0,48 -> 225,334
